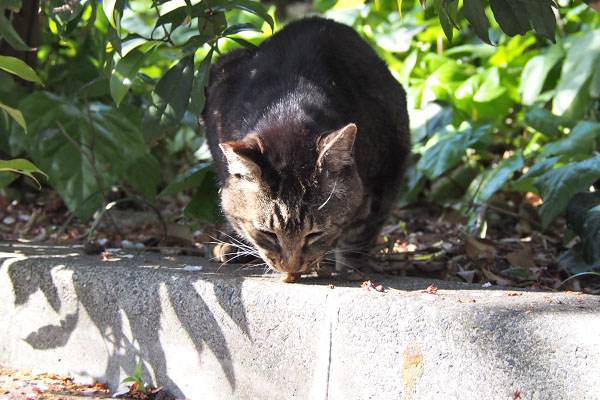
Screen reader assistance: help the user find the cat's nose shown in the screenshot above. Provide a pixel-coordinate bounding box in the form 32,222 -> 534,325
281,256 -> 303,273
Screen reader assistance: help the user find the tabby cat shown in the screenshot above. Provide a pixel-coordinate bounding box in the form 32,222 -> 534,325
202,17 -> 410,281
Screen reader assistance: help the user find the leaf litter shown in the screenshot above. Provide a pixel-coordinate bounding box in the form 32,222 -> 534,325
1,184 -> 598,294
0,367 -> 180,400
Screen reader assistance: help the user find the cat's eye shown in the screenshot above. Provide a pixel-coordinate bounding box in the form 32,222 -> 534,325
258,229 -> 279,244
304,231 -> 324,246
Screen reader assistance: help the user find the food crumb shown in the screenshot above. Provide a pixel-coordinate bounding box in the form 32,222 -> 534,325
282,272 -> 301,283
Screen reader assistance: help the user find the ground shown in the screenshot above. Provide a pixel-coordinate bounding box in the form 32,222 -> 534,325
1,182 -> 597,294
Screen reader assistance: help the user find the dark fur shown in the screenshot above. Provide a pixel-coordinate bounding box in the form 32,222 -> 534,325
202,17 -> 410,274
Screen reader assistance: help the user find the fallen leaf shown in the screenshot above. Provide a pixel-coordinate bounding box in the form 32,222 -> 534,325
317,269 -> 332,278
481,268 -> 514,286
421,284 -> 438,294
362,280 -> 375,291
464,236 -> 496,261
506,247 -> 537,269
347,272 -> 364,281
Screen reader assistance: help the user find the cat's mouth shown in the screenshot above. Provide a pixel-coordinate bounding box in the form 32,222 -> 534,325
269,256 -> 321,275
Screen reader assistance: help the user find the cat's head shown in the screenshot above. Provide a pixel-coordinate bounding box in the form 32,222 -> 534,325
218,123 -> 364,274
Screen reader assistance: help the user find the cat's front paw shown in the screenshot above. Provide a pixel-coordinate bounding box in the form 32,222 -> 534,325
211,243 -> 258,264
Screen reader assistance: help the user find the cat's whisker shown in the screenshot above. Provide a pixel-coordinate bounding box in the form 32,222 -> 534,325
318,179 -> 337,210
210,231 -> 255,251
322,256 -> 362,273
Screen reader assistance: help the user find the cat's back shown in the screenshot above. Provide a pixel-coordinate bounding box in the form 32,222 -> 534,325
204,17 -> 405,129
204,17 -> 410,185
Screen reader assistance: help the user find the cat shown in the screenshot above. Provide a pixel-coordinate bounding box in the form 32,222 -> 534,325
202,17 -> 410,281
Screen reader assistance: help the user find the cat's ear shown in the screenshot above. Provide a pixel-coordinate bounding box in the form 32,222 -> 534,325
219,137 -> 262,179
317,123 -> 357,171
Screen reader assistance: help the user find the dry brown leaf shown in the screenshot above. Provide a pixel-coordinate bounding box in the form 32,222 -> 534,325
464,236 -> 496,261
506,246 -> 537,269
347,272 -> 364,281
481,268 -> 514,286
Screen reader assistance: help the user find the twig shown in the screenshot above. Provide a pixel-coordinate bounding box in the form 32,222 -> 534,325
53,0 -> 81,14
153,3 -> 175,45
471,201 -> 542,230
55,119 -> 120,237
474,202 -> 488,237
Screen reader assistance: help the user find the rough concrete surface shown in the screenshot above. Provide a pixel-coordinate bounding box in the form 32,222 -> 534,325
0,242 -> 598,400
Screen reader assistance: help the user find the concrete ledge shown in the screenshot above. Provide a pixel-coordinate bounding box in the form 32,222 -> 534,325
1,243 -> 599,399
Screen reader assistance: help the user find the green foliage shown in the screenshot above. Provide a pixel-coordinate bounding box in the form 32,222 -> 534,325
122,361 -> 146,392
0,158 -> 48,189
0,0 -> 274,224
560,191 -> 600,273
0,0 -> 599,273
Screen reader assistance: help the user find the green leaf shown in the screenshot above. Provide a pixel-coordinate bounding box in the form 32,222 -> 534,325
524,108 -> 573,138
558,243 -> 600,274
110,41 -> 159,106
418,122 -> 491,180
222,23 -> 261,36
512,156 -> 562,193
0,0 -> 23,10
107,24 -> 122,55
473,67 -> 506,102
124,154 -> 161,201
430,161 -> 481,202
591,64 -> 600,98
314,0 -> 338,12
142,55 -> 195,143
158,162 -> 213,197
0,158 -> 47,188
0,102 -> 26,132
183,168 -> 222,224
153,4 -> 190,33
520,45 -> 563,106
470,150 -> 524,204
435,0 -> 454,42
180,34 -> 212,57
20,92 -> 158,221
489,0 -> 530,37
0,171 -> 15,188
133,362 -> 143,380
534,155 -> 600,228
224,0 -> 274,31
566,191 -> 600,234
552,29 -> 600,119
227,37 -> 257,51
0,55 -> 43,85
103,0 -> 125,30
526,0 -> 556,43
0,14 -> 32,51
462,0 -> 491,44
539,121 -> 600,158
190,49 -> 214,118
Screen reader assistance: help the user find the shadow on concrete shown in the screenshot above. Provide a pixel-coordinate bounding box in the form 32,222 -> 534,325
4,248 -> 250,398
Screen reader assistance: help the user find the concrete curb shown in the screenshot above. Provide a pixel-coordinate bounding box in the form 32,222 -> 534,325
1,243 -> 599,399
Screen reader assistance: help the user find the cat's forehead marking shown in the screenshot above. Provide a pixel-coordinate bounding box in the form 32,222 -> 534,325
268,200 -> 309,233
